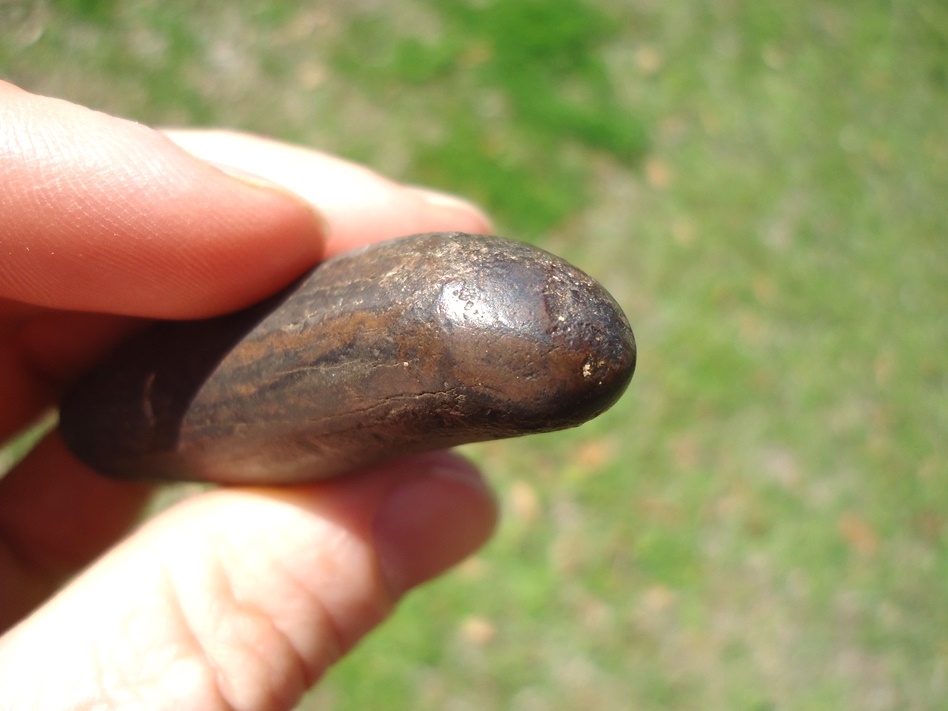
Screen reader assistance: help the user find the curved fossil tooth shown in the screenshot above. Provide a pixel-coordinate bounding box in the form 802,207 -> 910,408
59,232 -> 636,484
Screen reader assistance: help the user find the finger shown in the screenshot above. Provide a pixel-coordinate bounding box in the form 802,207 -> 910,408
0,452 -> 497,710
0,433 -> 154,630
0,81 -> 326,319
0,312 -> 142,443
162,130 -> 494,256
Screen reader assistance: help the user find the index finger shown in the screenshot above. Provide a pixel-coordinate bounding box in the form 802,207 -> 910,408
0,82 -> 327,320
162,130 -> 493,257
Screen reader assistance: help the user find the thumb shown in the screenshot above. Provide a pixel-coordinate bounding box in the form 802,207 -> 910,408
0,80 -> 325,318
0,453 -> 497,711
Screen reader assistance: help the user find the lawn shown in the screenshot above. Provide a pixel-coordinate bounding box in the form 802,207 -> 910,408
2,0 -> 946,709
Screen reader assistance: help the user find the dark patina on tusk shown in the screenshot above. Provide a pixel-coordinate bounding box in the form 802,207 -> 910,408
59,232 -> 636,484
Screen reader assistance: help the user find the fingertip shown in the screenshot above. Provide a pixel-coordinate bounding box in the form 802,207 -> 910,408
207,160 -> 331,250
404,186 -> 495,234
371,452 -> 498,596
160,130 -> 496,257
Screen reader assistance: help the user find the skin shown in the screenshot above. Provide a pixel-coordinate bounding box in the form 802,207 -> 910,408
0,80 -> 498,710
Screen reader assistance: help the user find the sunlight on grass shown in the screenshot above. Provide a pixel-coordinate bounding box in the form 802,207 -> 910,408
0,411 -> 58,479
332,0 -> 647,235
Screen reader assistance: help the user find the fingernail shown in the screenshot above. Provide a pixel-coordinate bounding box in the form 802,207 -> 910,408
406,186 -> 494,232
210,161 -> 331,238
373,457 -> 497,596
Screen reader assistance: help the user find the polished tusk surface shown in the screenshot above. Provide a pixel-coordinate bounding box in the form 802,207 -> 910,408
59,232 -> 636,484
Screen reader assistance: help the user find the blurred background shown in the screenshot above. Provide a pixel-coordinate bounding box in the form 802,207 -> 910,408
2,0 -> 946,708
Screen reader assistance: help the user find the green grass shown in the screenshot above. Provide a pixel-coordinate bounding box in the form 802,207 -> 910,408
2,0 -> 946,708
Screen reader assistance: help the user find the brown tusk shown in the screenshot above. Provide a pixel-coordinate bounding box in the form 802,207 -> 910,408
59,232 -> 636,485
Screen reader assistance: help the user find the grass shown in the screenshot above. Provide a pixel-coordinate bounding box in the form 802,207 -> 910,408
2,0 -> 946,708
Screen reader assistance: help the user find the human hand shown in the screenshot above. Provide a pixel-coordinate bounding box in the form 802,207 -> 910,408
0,81 -> 498,710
